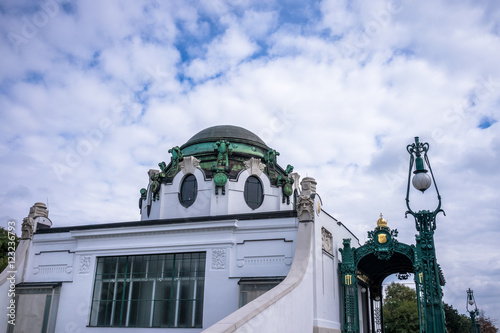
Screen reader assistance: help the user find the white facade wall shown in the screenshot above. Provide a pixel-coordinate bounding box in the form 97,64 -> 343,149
311,209 -> 361,333
12,215 -> 297,333
143,166 -> 290,221
1,126 -> 365,333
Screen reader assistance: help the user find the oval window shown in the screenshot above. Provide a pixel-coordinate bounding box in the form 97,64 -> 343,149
244,176 -> 264,209
180,174 -> 197,207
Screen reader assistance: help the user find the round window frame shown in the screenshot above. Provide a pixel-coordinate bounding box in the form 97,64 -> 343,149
244,175 -> 264,210
179,174 -> 198,208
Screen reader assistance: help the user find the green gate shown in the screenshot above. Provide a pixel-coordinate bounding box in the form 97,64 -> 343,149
340,215 -> 426,333
340,137 -> 447,333
339,215 -> 446,333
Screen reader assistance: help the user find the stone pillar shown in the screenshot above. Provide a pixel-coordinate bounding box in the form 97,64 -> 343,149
297,177 -> 316,222
21,202 -> 51,238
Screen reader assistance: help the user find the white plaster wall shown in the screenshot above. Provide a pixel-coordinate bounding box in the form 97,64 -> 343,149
203,221 -> 316,333
10,216 -> 298,333
161,168 -> 213,219
311,210 -> 345,332
141,167 -> 294,221
233,259 -> 314,333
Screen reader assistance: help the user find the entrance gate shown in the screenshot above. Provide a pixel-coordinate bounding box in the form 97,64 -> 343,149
339,215 -> 445,333
339,137 -> 448,333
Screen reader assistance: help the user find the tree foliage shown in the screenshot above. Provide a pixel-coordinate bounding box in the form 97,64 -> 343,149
444,302 -> 471,333
383,282 -> 419,333
478,310 -> 499,333
382,282 -> 499,333
0,227 -> 20,272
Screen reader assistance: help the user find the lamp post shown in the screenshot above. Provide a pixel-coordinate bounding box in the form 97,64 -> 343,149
405,137 -> 446,333
467,288 -> 481,333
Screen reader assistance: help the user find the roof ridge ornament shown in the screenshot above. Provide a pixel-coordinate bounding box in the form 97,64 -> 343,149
377,213 -> 388,228
180,156 -> 201,175
211,140 -> 232,195
244,157 -> 265,177
167,146 -> 183,178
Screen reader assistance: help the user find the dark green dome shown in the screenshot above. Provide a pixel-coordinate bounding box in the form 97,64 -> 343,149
141,125 -> 293,204
182,125 -> 268,149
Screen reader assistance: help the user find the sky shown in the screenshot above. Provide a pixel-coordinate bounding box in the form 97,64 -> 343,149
1,0 -> 499,323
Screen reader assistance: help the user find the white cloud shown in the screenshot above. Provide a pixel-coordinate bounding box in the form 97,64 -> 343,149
1,0 -> 499,320
185,26 -> 259,81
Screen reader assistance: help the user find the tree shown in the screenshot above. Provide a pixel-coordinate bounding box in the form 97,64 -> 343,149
382,282 -> 498,333
0,227 -> 20,272
477,309 -> 499,333
383,282 -> 419,333
444,302 -> 471,333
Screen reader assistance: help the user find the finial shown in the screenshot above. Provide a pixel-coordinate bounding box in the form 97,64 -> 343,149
377,213 -> 387,227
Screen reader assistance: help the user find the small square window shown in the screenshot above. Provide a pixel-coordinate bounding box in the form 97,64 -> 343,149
238,277 -> 284,307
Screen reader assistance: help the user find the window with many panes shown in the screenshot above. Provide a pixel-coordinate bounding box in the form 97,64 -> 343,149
90,252 -> 206,328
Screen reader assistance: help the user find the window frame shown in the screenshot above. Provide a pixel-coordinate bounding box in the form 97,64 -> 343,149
89,252 -> 206,328
8,283 -> 61,333
238,277 -> 284,307
244,175 -> 264,209
179,174 -> 198,208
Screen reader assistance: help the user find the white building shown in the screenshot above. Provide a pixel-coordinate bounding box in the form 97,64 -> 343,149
1,125 -> 362,333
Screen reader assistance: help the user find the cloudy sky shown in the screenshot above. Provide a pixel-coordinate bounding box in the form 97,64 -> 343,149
1,0 -> 499,321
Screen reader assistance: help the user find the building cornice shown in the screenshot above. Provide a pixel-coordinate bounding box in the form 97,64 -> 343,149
35,210 -> 297,234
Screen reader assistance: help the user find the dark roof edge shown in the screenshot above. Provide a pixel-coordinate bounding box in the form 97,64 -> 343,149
16,282 -> 62,288
36,210 -> 298,234
321,209 -> 360,243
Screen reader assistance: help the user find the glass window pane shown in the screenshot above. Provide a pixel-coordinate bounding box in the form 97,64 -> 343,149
244,176 -> 264,209
180,174 -> 197,207
90,252 -> 205,328
239,279 -> 283,307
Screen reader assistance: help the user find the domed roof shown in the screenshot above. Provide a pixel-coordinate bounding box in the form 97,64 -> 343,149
182,125 -> 268,149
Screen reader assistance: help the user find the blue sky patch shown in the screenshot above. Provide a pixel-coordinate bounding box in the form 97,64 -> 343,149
478,116 -> 497,129
87,51 -> 100,69
277,0 -> 321,26
60,2 -> 77,15
23,71 -> 44,84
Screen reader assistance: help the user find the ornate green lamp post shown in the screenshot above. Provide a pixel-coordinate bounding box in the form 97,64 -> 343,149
467,288 -> 481,333
405,137 -> 446,333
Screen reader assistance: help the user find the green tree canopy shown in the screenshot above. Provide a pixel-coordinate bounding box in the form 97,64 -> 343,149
382,282 -> 498,333
383,282 -> 419,333
444,302 -> 471,333
0,226 -> 20,272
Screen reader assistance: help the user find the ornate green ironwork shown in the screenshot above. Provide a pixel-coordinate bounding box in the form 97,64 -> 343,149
211,140 -> 232,195
150,172 -> 162,201
139,188 -> 147,209
167,146 -> 183,177
264,149 -> 280,180
213,172 -> 228,195
339,215 -> 418,333
339,239 -> 359,333
214,140 -> 232,169
406,137 -> 446,333
467,288 -> 481,333
277,164 -> 294,204
363,222 -> 400,261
